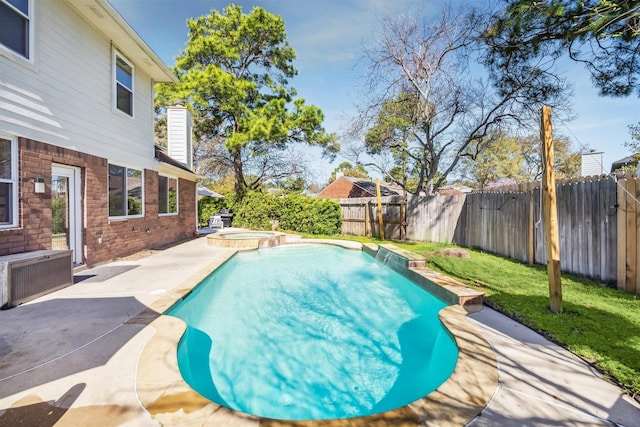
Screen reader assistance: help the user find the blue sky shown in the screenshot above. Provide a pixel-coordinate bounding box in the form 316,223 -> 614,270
109,0 -> 639,182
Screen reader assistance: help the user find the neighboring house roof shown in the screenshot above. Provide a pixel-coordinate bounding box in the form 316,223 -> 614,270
611,154 -> 638,172
65,0 -> 177,83
317,176 -> 402,199
346,177 -> 402,197
438,187 -> 465,195
438,185 -> 473,195
154,146 -> 200,181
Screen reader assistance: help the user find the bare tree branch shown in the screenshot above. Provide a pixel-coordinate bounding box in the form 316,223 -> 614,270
348,4 -> 557,195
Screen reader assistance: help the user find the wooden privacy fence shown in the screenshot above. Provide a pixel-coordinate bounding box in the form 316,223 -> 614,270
339,196 -> 407,239
337,173 -> 640,294
455,177 -> 618,285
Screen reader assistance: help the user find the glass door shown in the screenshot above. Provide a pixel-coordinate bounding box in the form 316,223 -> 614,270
52,165 -> 82,265
51,175 -> 69,250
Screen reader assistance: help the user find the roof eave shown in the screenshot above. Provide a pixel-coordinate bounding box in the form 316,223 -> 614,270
65,0 -> 177,83
155,161 -> 202,181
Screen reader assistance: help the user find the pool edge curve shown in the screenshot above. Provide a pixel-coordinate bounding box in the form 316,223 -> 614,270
135,238 -> 498,427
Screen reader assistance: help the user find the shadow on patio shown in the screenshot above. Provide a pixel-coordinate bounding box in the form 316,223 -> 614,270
0,295 -> 160,399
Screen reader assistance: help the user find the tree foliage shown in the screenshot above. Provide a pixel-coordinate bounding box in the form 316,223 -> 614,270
462,133 -> 582,189
620,122 -> 640,170
327,161 -> 370,184
483,0 -> 640,98
155,4 -> 338,197
351,8 -> 563,195
197,196 -> 229,227
625,122 -> 640,152
233,191 -> 342,234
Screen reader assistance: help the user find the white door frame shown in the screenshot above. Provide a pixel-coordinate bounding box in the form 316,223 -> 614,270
52,164 -> 82,265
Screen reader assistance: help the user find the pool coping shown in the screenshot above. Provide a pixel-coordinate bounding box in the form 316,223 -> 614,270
206,230 -> 288,250
134,238 -> 498,426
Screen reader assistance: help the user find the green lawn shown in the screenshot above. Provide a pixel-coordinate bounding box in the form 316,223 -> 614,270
309,234 -> 640,398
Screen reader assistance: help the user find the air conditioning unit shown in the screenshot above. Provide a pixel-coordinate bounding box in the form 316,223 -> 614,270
0,250 -> 73,309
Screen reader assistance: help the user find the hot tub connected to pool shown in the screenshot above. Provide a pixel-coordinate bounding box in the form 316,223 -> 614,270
206,230 -> 287,250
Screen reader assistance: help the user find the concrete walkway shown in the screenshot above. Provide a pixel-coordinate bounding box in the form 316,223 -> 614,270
467,310 -> 640,427
0,236 -> 638,426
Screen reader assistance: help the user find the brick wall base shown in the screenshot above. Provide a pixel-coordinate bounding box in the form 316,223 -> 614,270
0,137 -> 196,267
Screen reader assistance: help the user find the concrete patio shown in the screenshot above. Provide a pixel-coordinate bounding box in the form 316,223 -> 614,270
0,236 -> 638,426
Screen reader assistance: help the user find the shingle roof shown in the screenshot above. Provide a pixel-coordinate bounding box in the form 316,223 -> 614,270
341,176 -> 402,196
611,154 -> 638,172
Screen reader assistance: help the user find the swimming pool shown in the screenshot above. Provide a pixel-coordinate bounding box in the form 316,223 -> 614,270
168,244 -> 458,421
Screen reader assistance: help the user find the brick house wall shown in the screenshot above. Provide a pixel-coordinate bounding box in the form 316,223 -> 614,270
0,137 -> 196,266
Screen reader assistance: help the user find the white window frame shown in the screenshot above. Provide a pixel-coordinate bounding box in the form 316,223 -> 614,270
108,163 -> 144,219
158,174 -> 179,216
0,0 -> 34,64
0,134 -> 19,229
113,50 -> 134,117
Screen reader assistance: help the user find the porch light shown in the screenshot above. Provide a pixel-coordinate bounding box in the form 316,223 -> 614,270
34,178 -> 45,193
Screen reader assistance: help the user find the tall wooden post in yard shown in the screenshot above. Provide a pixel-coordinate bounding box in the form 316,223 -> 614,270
541,106 -> 563,313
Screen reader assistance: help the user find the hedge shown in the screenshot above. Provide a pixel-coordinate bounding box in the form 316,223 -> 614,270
233,191 -> 342,235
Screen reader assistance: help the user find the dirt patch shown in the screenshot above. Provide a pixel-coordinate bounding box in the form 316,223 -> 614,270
428,248 -> 470,259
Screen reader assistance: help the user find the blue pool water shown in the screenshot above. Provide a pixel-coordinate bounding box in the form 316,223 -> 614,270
168,244 -> 458,420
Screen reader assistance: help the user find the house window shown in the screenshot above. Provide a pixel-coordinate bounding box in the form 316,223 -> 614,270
114,52 -> 133,116
158,175 -> 178,215
108,164 -> 143,218
0,136 -> 18,228
0,0 -> 31,59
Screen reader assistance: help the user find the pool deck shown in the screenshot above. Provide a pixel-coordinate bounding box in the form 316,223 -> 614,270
0,235 -> 639,426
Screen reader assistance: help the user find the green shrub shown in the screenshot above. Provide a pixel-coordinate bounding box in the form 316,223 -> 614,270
234,191 -> 342,235
128,196 -> 142,215
52,198 -> 67,234
308,197 -> 342,235
233,191 -> 280,230
279,193 -> 313,231
197,196 -> 230,227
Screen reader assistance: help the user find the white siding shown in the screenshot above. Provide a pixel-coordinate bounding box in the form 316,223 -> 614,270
581,152 -> 604,176
0,0 -> 157,169
167,106 -> 193,170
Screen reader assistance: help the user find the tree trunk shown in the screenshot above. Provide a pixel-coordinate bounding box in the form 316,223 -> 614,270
232,146 -> 246,199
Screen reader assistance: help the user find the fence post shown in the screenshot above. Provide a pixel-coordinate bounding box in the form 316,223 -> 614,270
541,106 -> 562,314
626,173 -> 637,292
365,201 -> 371,238
617,174 -> 627,290
376,179 -> 385,240
635,174 -> 640,294
400,200 -> 406,240
528,189 -> 535,265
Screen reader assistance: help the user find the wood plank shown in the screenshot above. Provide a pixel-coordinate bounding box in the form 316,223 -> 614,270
572,182 -> 582,275
595,180 -> 603,279
635,175 -> 640,294
626,174 -> 637,292
580,180 -> 596,278
601,176 -> 614,283
364,201 -> 370,238
617,175 -> 627,289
